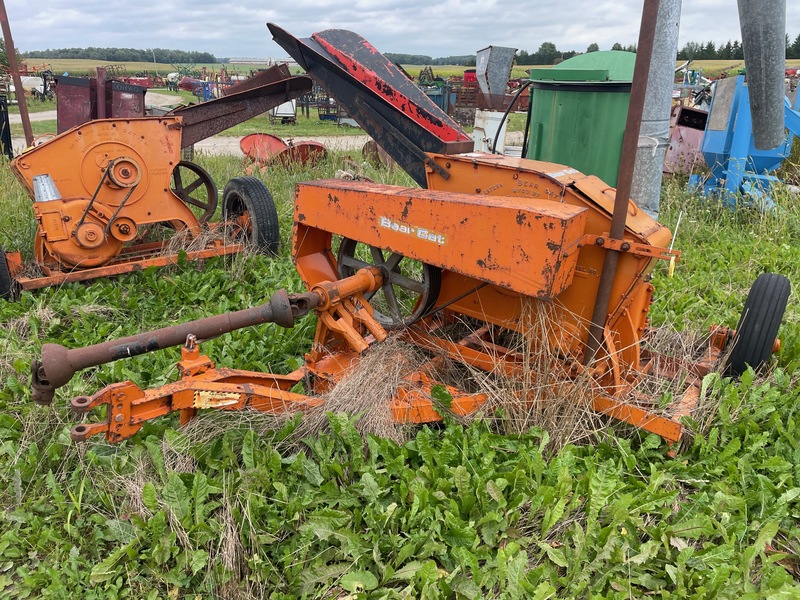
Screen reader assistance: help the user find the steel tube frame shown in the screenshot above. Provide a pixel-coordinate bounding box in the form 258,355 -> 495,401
0,0 -> 32,147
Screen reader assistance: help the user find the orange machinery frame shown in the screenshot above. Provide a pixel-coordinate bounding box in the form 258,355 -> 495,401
46,154 -> 730,446
5,118 -> 243,290
3,65 -> 312,292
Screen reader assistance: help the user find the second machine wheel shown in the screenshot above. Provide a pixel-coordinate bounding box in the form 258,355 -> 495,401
170,161 -> 218,224
724,273 -> 791,376
337,238 -> 441,329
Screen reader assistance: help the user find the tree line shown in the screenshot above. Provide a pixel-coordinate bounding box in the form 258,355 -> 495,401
385,53 -> 477,66
22,47 -> 216,64
517,35 -> 800,65
15,34 -> 800,69
516,42 -> 634,65
678,34 -> 800,60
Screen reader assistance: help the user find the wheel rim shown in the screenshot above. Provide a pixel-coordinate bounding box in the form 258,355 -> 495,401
222,191 -> 252,243
171,161 -> 218,223
337,238 -> 440,328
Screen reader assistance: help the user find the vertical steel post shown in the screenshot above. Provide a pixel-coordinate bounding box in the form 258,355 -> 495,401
584,0 -> 661,365
737,0 -> 786,150
0,0 -> 33,147
630,0 -> 682,220
96,66 -> 107,119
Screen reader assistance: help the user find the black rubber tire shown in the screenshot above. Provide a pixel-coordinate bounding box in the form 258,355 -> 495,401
337,238 -> 441,328
0,248 -> 17,301
724,273 -> 791,376
222,177 -> 280,255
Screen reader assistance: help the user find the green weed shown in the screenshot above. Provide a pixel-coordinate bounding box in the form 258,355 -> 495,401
0,153 -> 799,597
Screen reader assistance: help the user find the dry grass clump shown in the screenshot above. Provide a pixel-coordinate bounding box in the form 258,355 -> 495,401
215,486 -> 251,599
114,454 -> 156,520
443,300 -> 607,454
1,307 -> 57,378
158,221 -> 260,282
177,300 -> 725,457
162,224 -> 230,256
4,306 -> 56,339
283,336 -> 423,448
181,336 -> 426,450
20,260 -> 45,280
633,322 -> 709,400
112,438 -> 252,596
182,408 -> 295,447
632,321 -> 726,441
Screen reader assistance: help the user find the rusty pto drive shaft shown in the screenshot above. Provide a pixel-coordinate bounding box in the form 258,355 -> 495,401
31,289 -> 320,406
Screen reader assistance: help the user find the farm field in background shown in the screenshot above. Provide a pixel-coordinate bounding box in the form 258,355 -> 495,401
0,144 -> 799,596
8,98 -> 529,139
26,58 -> 800,80
22,59 -> 303,78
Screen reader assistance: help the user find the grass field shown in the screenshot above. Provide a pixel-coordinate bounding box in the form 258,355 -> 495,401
0,137 -> 799,597
22,59 -> 304,78
32,57 -> 800,81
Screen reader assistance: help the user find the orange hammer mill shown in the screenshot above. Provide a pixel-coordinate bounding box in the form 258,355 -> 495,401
0,65 -> 312,298
31,154 -> 789,446
29,24 -> 790,446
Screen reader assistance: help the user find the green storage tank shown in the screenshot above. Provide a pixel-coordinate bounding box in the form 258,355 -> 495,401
526,51 -> 635,187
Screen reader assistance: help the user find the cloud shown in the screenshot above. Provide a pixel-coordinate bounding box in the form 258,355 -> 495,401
5,0 -> 798,59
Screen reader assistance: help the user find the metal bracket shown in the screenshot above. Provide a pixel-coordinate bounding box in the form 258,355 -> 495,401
576,234 -> 680,262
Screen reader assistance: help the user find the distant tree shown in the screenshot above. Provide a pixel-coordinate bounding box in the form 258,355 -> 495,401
586,43 -> 599,53
0,38 -> 21,69
731,40 -> 744,60
718,40 -> 733,60
533,42 -> 560,65
430,55 -> 475,66
677,41 -> 701,60
516,50 -> 532,65
23,46 -> 217,63
791,34 -> 800,59
611,42 -> 624,51
0,39 -> 8,69
562,50 -> 578,60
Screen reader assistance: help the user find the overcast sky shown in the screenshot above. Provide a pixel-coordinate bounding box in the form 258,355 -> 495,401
6,1 -> 800,60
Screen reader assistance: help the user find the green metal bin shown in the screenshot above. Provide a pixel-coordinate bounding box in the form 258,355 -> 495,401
526,51 -> 635,187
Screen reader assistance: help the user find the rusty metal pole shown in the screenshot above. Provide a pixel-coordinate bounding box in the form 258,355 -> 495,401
0,0 -> 33,147
96,66 -> 107,120
30,289 -> 321,405
584,0 -> 661,365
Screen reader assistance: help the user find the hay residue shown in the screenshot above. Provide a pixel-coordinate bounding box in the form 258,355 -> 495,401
162,225 -> 230,256
182,337 -> 426,450
442,300 -> 607,453
284,336 -> 424,448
